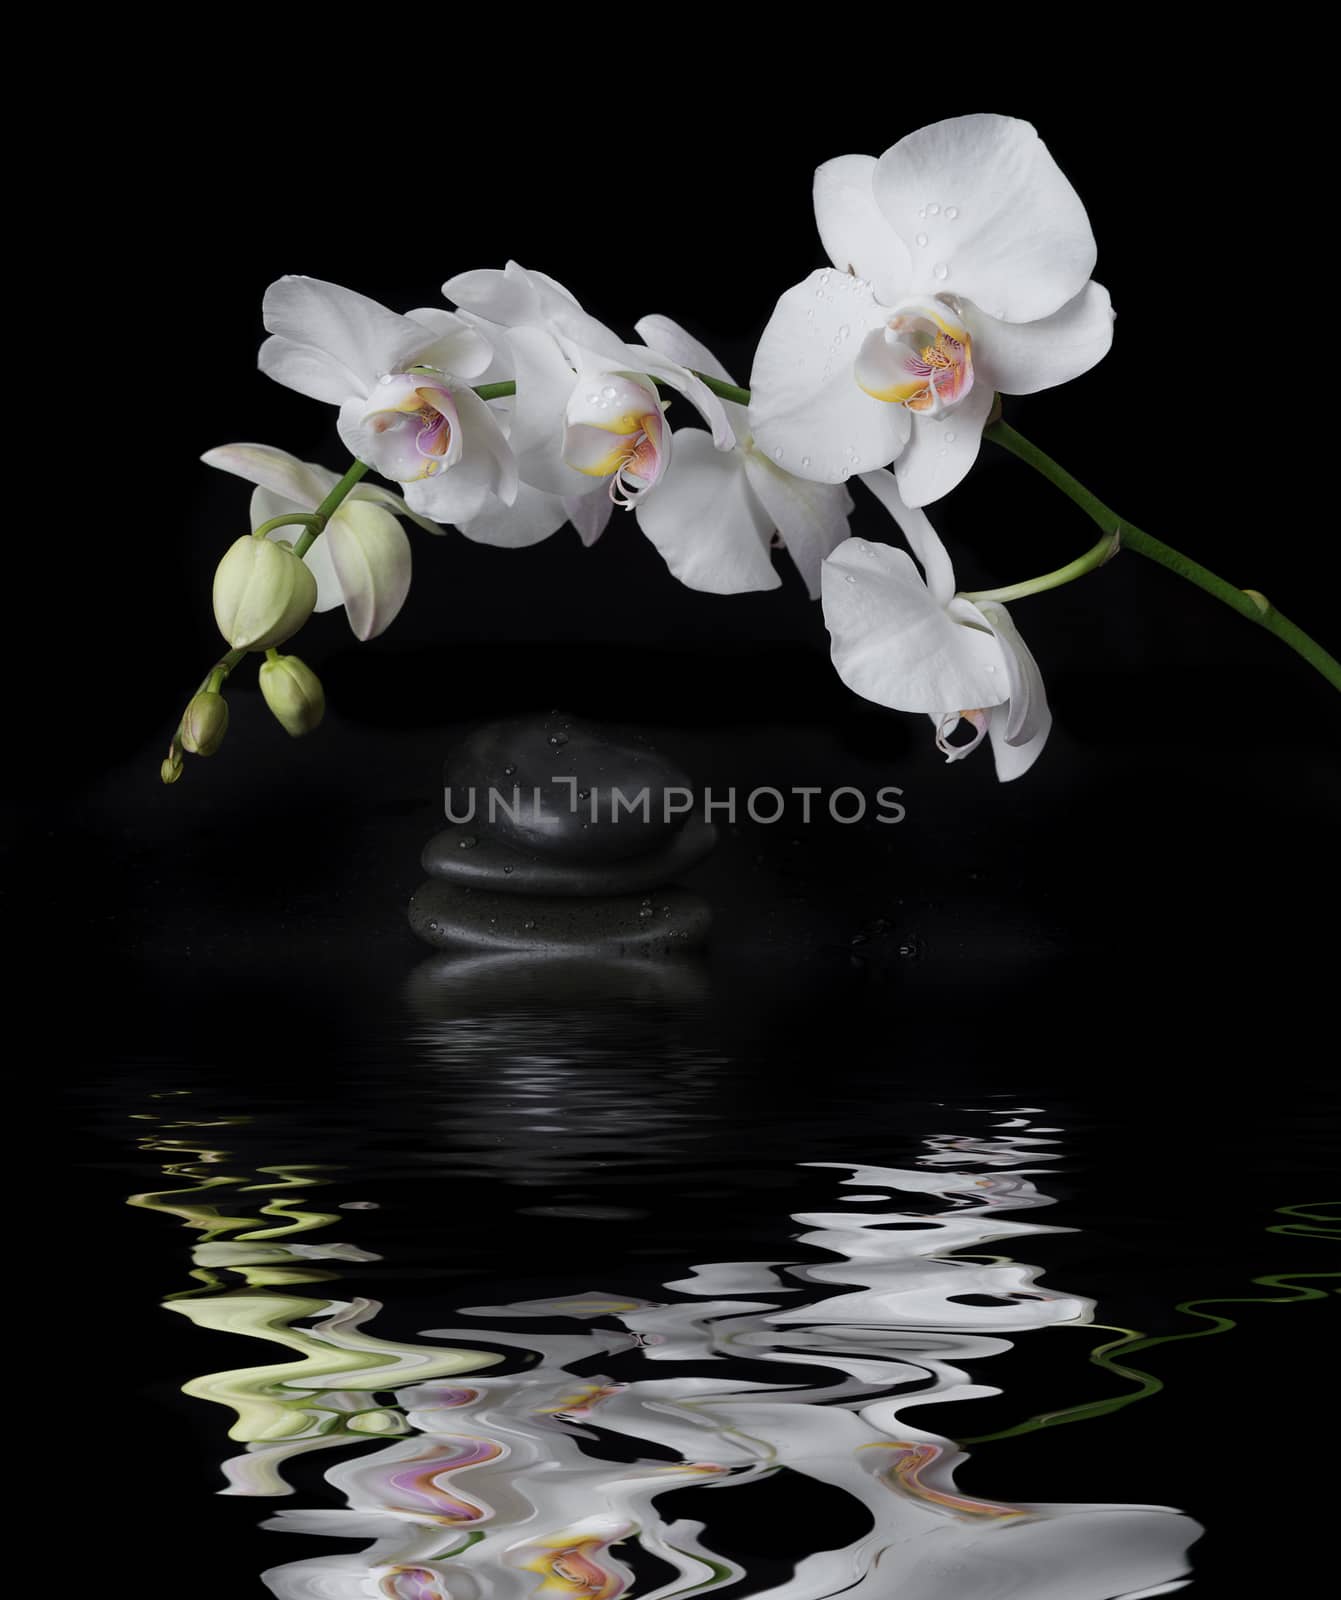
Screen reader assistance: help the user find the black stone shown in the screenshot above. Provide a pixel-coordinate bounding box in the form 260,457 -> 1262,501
421,816 -> 717,897
408,881 -> 711,954
445,712 -> 695,863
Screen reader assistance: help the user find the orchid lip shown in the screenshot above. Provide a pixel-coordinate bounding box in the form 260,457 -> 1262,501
855,297 -> 974,417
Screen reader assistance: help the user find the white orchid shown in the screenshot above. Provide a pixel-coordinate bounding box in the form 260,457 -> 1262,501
822,469 -> 1051,780
750,114 -> 1114,507
443,262 -> 733,529
259,278 -> 517,525
203,444 -> 438,641
630,315 -> 854,596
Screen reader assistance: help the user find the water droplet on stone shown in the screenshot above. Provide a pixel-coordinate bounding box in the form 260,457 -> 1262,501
933,262 -> 950,281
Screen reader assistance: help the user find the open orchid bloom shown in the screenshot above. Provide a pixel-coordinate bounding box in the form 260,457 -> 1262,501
443,263 -> 733,522
260,278 -> 518,525
821,470 -> 1051,780
632,315 -> 854,596
202,444 -> 432,642
750,115 -> 1114,507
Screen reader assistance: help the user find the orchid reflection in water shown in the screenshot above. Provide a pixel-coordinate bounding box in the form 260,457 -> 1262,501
131,1105 -> 1200,1598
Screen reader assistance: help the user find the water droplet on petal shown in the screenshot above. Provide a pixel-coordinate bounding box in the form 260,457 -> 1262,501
378,373 -> 394,385
933,262 -> 950,282
915,233 -> 928,248
457,835 -> 477,849
927,202 -> 941,216
945,431 -> 957,444
503,764 -> 516,776
548,731 -> 569,747
523,919 -> 536,930
945,206 -> 959,220
844,573 -> 856,584
801,455 -> 811,467
601,384 -> 617,399
837,323 -> 850,339
774,447 -> 784,461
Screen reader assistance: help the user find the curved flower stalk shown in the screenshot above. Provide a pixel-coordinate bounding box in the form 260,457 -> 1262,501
261,277 -> 517,525
821,471 -> 1051,781
204,445 -> 437,641
749,114 -> 1113,507
632,316 -> 854,596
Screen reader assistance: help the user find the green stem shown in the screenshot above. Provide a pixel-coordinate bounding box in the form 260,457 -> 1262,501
467,371 -> 752,408
962,529 -> 1120,604
169,649 -> 245,756
293,460 -> 370,559
986,420 -> 1341,693
253,512 -> 323,542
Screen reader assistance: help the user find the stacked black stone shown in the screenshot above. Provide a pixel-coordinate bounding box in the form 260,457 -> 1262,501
408,712 -> 715,955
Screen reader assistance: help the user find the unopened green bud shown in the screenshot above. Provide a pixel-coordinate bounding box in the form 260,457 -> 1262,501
213,535 -> 317,652
180,690 -> 229,756
161,747 -> 184,784
259,654 -> 325,738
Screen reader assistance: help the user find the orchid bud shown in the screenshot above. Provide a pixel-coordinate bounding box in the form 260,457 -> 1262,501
213,535 -> 317,652
161,747 -> 184,785
259,654 -> 325,738
180,690 -> 229,756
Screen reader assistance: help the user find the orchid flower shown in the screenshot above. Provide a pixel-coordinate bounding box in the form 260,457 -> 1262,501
443,263 -> 733,525
203,444 -> 436,641
259,278 -> 518,524
821,470 -> 1051,780
630,316 -> 854,596
750,115 -> 1114,507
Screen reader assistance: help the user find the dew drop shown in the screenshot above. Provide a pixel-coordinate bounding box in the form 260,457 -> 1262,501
601,384 -> 617,399
523,919 -> 536,930
837,323 -> 850,339
927,202 -> 941,216
945,206 -> 959,220
503,864 -> 514,875
801,455 -> 811,468
638,906 -> 654,919
548,731 -> 569,747
933,262 -> 950,282
915,233 -> 928,248
457,835 -> 477,850
945,431 -> 957,444
503,763 -> 516,776
774,447 -> 784,461
844,573 -> 856,584
378,373 -> 394,385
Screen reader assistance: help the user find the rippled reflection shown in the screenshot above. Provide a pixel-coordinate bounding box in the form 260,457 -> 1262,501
129,1079 -> 1201,1598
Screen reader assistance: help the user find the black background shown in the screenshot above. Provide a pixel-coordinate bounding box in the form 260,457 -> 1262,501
19,37 -> 1340,1599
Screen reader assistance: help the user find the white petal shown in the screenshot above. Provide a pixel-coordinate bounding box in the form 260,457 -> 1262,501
742,453 -> 853,599
404,306 -> 495,380
458,482 -> 570,548
893,380 -> 997,509
749,270 -> 909,483
634,315 -> 735,384
443,261 -> 543,326
348,481 -> 443,535
636,432 -> 778,594
821,537 -> 1008,714
324,501 -> 412,640
971,281 -> 1114,396
814,154 -> 912,305
856,469 -> 957,607
620,346 -> 733,450
454,387 -> 518,506
202,443 -> 335,510
257,335 -> 354,406
507,325 -> 593,498
975,598 -> 1050,748
262,276 -> 435,395
250,487 -> 342,613
563,491 -> 615,547
988,702 -> 1052,781
874,115 -> 1098,322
